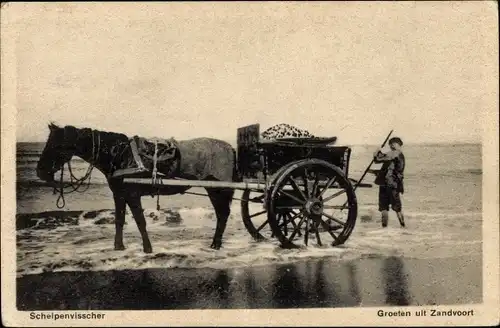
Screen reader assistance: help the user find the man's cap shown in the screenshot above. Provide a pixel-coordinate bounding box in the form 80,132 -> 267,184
389,137 -> 403,146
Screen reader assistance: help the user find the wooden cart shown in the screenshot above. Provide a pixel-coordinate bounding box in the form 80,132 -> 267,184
123,123 -> 374,248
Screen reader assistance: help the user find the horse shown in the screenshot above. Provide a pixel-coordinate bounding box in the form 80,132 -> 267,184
36,123 -> 237,253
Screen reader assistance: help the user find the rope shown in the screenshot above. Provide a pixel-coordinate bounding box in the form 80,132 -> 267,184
152,139 -> 159,186
151,141 -> 162,210
54,130 -> 100,208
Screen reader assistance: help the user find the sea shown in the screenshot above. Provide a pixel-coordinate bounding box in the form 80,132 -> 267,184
15,142 -> 482,278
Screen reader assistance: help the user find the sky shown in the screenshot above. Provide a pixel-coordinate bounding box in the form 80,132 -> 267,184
7,2 -> 498,145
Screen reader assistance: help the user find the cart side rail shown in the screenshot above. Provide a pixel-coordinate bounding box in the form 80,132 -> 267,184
236,124 -> 261,179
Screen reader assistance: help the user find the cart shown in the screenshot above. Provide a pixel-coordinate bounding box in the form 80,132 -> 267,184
123,123 -> 376,249
236,124 -> 373,248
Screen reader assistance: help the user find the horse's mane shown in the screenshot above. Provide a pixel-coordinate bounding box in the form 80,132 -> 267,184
50,123 -> 129,142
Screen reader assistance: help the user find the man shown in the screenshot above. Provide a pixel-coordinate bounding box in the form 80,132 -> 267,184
369,137 -> 406,228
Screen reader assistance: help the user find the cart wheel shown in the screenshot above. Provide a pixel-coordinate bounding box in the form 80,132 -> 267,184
267,159 -> 358,248
241,190 -> 294,241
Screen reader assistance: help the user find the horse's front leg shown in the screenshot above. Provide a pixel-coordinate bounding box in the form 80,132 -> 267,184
113,193 -> 127,250
126,194 -> 153,254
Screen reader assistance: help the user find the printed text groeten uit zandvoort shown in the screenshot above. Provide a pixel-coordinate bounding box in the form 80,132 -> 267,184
377,309 -> 475,317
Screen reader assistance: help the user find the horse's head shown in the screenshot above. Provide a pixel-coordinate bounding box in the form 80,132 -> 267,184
36,123 -> 80,182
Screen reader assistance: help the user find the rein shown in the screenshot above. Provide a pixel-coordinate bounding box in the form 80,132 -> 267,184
53,130 -> 100,208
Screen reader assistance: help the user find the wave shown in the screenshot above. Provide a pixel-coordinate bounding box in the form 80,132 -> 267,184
16,180 -> 109,188
466,168 -> 483,175
15,207 -> 482,231
16,208 -> 184,230
16,168 -> 482,187
16,151 -> 42,157
403,169 -> 482,179
16,206 -> 482,277
16,159 -> 43,165
17,157 -> 87,164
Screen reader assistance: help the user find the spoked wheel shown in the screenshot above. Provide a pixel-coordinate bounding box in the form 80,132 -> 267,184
241,190 -> 298,241
267,159 -> 358,249
241,190 -> 270,241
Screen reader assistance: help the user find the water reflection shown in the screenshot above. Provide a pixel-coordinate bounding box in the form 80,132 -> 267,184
312,260 -> 328,306
214,269 -> 230,308
346,263 -> 361,305
18,257 -> 416,310
268,260 -> 349,308
272,264 -> 305,308
383,256 -> 411,305
243,270 -> 259,308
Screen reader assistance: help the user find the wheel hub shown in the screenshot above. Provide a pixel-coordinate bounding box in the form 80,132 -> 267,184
305,198 -> 323,216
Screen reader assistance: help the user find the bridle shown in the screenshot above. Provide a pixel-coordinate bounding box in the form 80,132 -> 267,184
52,129 -> 101,208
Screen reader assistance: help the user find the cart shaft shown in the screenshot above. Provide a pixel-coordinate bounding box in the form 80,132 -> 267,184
122,177 -> 371,191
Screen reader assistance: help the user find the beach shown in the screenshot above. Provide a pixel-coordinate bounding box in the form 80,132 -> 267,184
17,255 -> 481,310
15,142 -> 483,310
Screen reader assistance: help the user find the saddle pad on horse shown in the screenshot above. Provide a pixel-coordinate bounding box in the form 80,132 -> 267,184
112,136 -> 179,179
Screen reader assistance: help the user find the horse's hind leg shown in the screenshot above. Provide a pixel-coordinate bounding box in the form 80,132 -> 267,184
126,194 -> 153,253
207,188 -> 234,250
109,179 -> 127,251
113,192 -> 126,250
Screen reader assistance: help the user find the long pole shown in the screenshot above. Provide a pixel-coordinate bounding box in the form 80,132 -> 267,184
352,129 -> 393,193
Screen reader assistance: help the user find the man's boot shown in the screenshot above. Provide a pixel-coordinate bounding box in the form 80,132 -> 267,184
396,212 -> 406,227
381,210 -> 389,227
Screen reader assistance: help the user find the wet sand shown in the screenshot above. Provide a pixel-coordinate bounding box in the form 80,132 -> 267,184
17,254 -> 481,311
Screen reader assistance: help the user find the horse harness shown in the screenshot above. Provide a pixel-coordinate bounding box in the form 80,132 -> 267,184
54,129 -> 101,208
54,130 -> 178,211
127,136 -> 178,185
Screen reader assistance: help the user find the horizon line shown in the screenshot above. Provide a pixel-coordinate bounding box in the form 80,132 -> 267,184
15,139 -> 481,146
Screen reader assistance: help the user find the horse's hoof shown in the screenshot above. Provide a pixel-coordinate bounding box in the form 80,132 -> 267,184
143,242 -> 153,253
210,242 -> 221,250
114,245 -> 126,251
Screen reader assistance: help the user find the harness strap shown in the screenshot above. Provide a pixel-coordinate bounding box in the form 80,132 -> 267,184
152,139 -> 159,185
152,139 -> 161,210
130,137 -> 146,171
